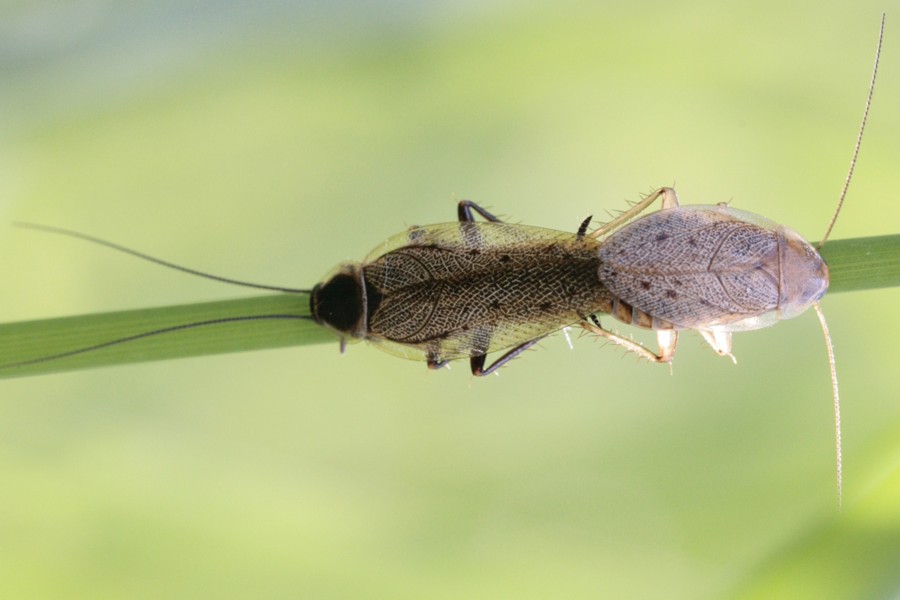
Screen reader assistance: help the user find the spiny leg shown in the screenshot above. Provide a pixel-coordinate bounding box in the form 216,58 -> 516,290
589,187 -> 680,239
461,199 -> 594,239
582,314 -> 678,363
469,338 -> 543,376
458,200 -> 503,223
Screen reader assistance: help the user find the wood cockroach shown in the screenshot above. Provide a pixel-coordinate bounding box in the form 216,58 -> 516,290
309,188 -> 831,375
1,16 -> 884,508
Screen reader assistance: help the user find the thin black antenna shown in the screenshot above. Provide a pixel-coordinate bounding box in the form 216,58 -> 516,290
13,222 -> 311,294
0,314 -> 313,371
818,13 -> 884,249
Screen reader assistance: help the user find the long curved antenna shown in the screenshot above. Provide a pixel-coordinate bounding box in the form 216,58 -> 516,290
812,13 -> 885,512
0,314 -> 313,371
13,222 -> 311,294
814,302 -> 841,511
818,13 -> 884,249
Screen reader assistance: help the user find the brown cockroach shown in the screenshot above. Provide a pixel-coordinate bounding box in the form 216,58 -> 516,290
3,16 -> 884,508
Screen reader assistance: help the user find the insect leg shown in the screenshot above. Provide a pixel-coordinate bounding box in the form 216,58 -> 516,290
427,357 -> 451,370
697,330 -> 737,363
469,338 -> 544,376
581,314 -> 678,363
588,187 -> 680,239
458,200 -> 503,223
576,215 -> 593,238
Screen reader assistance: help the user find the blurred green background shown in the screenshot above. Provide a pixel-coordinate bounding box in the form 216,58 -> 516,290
2,2 -> 899,598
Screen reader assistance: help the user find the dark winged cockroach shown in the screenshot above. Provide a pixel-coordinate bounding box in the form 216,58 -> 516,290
2,16 -> 885,508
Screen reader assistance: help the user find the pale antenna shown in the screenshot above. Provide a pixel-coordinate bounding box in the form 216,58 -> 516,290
816,13 -> 884,511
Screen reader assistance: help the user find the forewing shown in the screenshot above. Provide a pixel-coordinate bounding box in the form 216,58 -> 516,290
363,223 -> 608,362
598,206 -> 781,328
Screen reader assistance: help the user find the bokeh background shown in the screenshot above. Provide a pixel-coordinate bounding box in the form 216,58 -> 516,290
2,2 -> 899,598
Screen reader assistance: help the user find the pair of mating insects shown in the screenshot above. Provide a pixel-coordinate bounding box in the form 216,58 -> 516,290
5,18 -> 886,507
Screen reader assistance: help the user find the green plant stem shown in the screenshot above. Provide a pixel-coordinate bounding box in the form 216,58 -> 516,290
0,294 -> 334,379
0,234 -> 896,379
819,235 -> 900,293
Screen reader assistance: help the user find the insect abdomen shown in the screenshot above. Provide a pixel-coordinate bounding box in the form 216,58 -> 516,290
608,297 -> 675,330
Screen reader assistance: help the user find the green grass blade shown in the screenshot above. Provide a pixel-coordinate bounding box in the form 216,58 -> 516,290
0,234 -> 896,379
819,234 -> 900,293
0,294 -> 335,379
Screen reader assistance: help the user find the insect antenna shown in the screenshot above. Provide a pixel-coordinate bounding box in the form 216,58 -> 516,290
1,314 -> 313,371
813,13 -> 884,511
818,13 -> 884,249
814,303 -> 842,511
3,223 -> 316,371
13,222 -> 312,294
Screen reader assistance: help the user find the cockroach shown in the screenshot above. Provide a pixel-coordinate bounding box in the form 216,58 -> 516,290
1,16 -> 884,508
